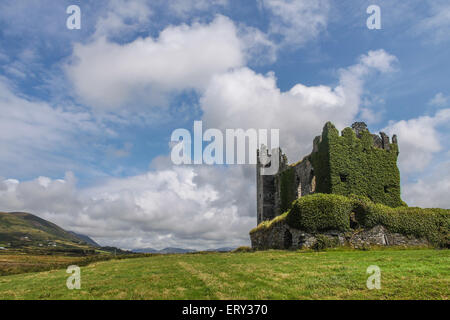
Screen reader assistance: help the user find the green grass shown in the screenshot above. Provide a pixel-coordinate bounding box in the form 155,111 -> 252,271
0,248 -> 448,300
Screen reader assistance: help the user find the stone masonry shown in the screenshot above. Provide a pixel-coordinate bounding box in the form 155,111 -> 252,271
250,220 -> 430,250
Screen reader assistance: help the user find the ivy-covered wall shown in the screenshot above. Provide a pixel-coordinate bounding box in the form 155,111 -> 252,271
279,167 -> 297,213
310,122 -> 404,208
251,193 -> 450,249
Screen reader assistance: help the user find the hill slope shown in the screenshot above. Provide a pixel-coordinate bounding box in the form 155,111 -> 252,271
68,231 -> 100,247
0,212 -> 96,249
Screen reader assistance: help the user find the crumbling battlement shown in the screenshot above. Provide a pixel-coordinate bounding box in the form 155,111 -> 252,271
256,122 -> 403,225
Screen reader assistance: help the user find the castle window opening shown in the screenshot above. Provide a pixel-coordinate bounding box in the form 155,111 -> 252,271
298,235 -> 306,249
283,229 -> 293,249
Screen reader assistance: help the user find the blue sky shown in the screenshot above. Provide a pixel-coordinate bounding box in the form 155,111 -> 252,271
0,0 -> 449,250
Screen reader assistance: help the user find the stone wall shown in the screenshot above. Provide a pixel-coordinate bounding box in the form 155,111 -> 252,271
250,219 -> 429,250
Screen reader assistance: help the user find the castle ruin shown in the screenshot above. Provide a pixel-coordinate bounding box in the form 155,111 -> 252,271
256,122 -> 403,225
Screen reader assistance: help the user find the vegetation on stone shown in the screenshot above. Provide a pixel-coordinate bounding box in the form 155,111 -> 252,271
272,193 -> 450,248
312,234 -> 340,251
250,212 -> 288,234
257,121 -> 406,228
310,122 -> 404,208
352,195 -> 450,248
286,193 -> 354,233
280,167 -> 297,213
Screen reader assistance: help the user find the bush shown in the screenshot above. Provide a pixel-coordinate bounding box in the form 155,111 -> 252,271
284,193 -> 450,248
350,194 -> 449,247
232,246 -> 254,253
312,235 -> 339,251
286,193 -> 354,232
355,201 -> 449,248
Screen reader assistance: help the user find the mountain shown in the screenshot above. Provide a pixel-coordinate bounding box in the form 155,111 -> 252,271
206,247 -> 235,252
132,247 -> 196,254
132,248 -> 159,254
68,231 -> 101,247
0,212 -> 82,243
132,247 -> 236,254
0,211 -> 97,251
159,247 -> 196,254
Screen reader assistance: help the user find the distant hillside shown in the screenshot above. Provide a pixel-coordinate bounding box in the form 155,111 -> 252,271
132,247 -> 236,254
206,247 -> 236,252
68,231 -> 101,247
132,248 -> 159,254
133,247 -> 196,254
0,212 -> 96,250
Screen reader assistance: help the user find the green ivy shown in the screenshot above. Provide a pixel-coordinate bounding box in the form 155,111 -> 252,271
286,193 -> 354,232
280,166 -> 297,213
312,234 -> 340,251
310,122 -> 404,208
352,195 -> 450,248
283,193 -> 450,248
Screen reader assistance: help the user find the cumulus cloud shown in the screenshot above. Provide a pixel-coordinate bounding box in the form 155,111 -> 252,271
402,162 -> 450,209
66,15 -> 245,109
383,109 -> 450,173
200,49 -> 398,161
260,0 -> 330,47
0,165 -> 256,250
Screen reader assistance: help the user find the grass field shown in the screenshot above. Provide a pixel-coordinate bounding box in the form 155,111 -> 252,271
0,252 -> 125,276
0,248 -> 448,300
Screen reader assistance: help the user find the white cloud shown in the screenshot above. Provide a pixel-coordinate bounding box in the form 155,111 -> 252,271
359,50 -> 397,73
0,77 -> 106,177
402,162 -> 450,209
383,109 -> 450,173
359,96 -> 386,125
94,0 -> 153,39
0,164 -> 256,250
359,107 -> 384,125
238,25 -> 278,65
260,0 -> 330,47
429,92 -> 448,107
200,49 -> 398,161
66,15 -> 245,110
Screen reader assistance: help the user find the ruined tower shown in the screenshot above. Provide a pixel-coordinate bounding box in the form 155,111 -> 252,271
256,122 -> 403,225
256,146 -> 288,225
